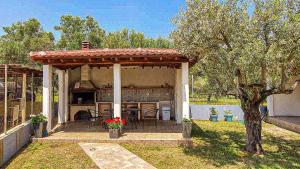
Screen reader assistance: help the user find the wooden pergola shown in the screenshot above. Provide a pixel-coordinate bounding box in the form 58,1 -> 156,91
0,64 -> 42,133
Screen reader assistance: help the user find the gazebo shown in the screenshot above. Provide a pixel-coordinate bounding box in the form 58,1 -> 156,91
30,42 -> 193,130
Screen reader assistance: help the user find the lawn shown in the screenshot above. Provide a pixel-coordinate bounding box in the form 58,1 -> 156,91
4,121 -> 300,169
123,121 -> 300,169
4,142 -> 98,169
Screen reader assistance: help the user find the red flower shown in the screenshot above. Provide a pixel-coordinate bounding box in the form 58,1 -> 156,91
122,118 -> 126,125
105,119 -> 113,123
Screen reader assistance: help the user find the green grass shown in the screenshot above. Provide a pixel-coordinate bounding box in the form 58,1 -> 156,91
123,121 -> 300,169
4,142 -> 98,169
4,121 -> 299,169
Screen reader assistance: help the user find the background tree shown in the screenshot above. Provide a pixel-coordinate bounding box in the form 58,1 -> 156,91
55,15 -> 173,49
55,15 -> 105,50
172,0 -> 300,154
0,18 -> 54,64
104,28 -> 173,48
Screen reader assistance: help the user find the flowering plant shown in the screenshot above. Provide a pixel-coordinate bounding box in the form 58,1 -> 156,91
30,114 -> 47,125
105,117 -> 126,129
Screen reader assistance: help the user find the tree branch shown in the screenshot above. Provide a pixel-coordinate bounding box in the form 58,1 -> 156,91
220,31 -> 232,51
261,62 -> 267,88
258,81 -> 299,103
263,23 -> 270,54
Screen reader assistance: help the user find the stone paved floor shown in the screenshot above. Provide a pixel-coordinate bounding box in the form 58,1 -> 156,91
34,120 -> 192,146
79,143 -> 157,169
267,116 -> 300,134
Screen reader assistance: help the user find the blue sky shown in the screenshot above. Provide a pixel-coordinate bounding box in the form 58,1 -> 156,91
0,0 -> 186,40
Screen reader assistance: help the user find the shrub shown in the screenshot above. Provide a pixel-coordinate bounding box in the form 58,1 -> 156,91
30,114 -> 47,124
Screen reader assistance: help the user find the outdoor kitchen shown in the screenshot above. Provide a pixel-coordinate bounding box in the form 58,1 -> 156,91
69,64 -> 175,122
30,46 -> 191,130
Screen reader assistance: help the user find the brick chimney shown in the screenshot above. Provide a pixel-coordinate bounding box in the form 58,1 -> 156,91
82,41 -> 91,50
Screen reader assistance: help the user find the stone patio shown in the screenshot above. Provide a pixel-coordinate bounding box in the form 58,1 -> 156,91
266,116 -> 300,134
79,143 -> 156,169
33,121 -> 192,146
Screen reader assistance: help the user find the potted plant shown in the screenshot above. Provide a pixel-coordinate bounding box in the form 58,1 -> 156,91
182,118 -> 192,138
30,114 -> 47,138
209,107 -> 218,122
224,110 -> 233,122
105,117 -> 125,139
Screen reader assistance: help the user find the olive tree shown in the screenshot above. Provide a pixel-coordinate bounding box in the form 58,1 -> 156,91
172,0 -> 300,154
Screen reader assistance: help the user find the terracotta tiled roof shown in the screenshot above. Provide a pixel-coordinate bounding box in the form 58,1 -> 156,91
30,48 -> 183,59
30,48 -> 195,69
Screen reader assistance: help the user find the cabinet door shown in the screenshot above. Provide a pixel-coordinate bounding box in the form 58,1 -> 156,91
140,103 -> 157,119
98,103 -> 112,116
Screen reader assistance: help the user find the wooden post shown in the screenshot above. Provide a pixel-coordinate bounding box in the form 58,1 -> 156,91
21,73 -> 27,123
31,72 -> 34,115
4,65 -> 8,133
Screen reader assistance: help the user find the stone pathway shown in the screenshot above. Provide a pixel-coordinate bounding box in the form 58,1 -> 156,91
79,143 -> 157,169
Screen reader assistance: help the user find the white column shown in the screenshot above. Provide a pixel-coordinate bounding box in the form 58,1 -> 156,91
113,64 -> 121,118
181,62 -> 190,119
43,65 -> 53,130
58,70 -> 65,124
64,69 -> 69,122
175,68 -> 182,123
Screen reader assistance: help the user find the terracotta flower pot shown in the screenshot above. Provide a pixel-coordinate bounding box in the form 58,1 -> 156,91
109,129 -> 120,138
182,122 -> 192,138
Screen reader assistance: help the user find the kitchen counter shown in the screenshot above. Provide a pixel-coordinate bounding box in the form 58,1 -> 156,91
70,104 -> 95,106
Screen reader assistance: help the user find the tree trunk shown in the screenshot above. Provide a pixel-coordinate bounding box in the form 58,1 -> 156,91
242,102 -> 264,154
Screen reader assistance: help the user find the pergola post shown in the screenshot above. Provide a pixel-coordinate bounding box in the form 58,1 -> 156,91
58,70 -> 65,124
175,68 -> 182,123
31,72 -> 34,115
64,69 -> 69,123
43,65 -> 53,130
21,73 -> 27,123
113,64 -> 121,118
181,62 -> 190,119
4,64 -> 8,133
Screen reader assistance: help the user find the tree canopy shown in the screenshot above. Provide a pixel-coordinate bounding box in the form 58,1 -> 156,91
55,15 -> 173,50
55,15 -> 105,50
172,0 -> 300,154
0,18 -> 55,64
0,15 -> 173,64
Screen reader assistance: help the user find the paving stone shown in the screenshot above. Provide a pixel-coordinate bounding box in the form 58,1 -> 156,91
79,143 -> 157,169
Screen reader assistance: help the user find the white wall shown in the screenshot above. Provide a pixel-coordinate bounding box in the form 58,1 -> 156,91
87,67 -> 175,87
190,105 -> 244,121
121,67 -> 175,87
268,84 -> 300,116
0,121 -> 31,167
